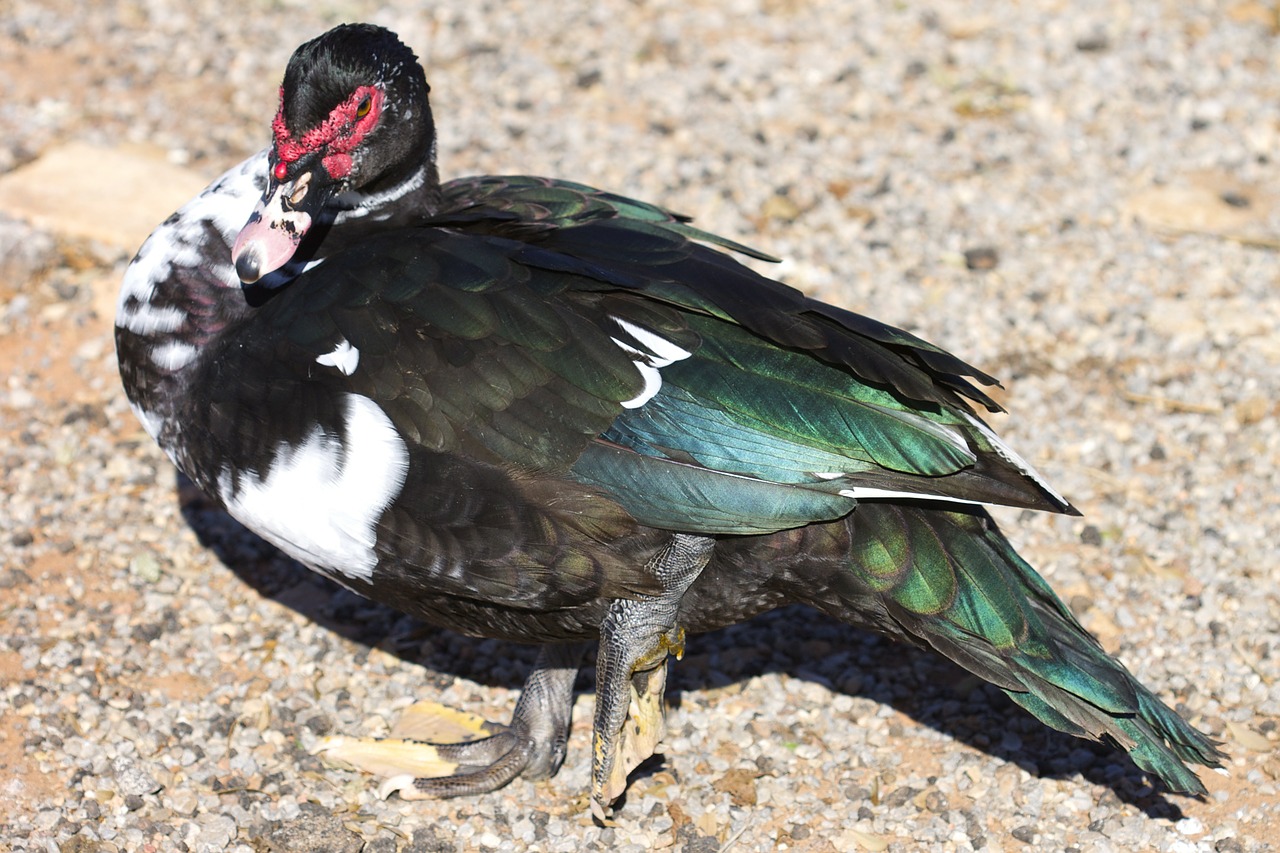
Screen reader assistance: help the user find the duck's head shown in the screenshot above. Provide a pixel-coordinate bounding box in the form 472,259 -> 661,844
233,24 -> 437,284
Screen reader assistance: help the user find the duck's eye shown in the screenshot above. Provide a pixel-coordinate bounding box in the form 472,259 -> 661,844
356,96 -> 372,118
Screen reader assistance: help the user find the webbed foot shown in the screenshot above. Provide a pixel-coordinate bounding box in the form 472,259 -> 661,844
315,643 -> 586,799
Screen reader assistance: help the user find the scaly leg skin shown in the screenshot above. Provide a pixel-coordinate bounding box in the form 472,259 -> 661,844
591,534 -> 714,822
315,642 -> 587,799
597,638 -> 676,808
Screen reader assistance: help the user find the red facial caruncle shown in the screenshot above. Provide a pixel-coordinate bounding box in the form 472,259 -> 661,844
271,84 -> 384,181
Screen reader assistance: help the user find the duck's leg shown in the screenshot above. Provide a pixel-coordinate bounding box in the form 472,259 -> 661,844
316,642 -> 586,799
590,533 -> 715,821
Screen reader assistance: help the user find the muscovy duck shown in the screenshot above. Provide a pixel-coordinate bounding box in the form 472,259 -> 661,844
116,23 -> 1222,818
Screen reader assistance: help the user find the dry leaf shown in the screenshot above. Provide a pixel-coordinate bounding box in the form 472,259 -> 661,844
1226,720 -> 1274,752
844,828 -> 891,851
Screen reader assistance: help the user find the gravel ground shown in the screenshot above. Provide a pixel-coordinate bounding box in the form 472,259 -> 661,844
3,1 -> 1280,850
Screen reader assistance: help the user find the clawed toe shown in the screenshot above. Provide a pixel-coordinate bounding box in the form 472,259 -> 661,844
315,701 -> 535,799
313,645 -> 586,801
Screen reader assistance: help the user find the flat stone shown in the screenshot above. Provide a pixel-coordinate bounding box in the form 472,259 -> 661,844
1124,178 -> 1270,236
0,142 -> 209,252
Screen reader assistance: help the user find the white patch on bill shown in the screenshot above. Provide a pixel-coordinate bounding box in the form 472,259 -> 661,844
317,338 -> 360,376
610,317 -> 694,409
218,393 -> 409,581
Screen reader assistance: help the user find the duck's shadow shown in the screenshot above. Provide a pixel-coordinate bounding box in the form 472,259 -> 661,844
179,475 -> 1191,822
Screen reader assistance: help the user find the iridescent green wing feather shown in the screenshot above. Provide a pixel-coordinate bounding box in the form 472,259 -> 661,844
831,504 -> 1225,794
435,175 -> 1071,530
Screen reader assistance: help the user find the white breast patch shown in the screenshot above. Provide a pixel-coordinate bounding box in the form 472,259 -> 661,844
218,393 -> 409,581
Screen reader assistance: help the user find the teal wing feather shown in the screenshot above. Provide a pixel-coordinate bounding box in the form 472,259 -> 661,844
432,175 -> 1071,528
825,504 -> 1225,793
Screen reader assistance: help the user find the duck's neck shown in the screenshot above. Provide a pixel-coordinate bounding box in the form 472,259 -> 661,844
347,154 -> 442,221
324,152 -> 443,253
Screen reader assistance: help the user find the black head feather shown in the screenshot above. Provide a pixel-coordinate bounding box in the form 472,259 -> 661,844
282,24 -> 425,135
274,24 -> 439,205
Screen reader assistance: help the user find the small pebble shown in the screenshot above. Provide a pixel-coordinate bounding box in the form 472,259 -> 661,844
111,756 -> 161,797
963,246 -> 1000,271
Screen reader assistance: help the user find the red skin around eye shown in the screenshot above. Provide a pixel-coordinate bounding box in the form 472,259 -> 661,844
272,85 -> 383,180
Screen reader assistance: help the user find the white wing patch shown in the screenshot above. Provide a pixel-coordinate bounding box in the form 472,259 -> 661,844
316,338 -> 360,375
610,317 -> 694,409
837,485 -> 986,506
218,393 -> 409,582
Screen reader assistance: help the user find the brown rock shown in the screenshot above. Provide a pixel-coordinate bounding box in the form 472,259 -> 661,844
711,766 -> 760,807
0,142 -> 211,252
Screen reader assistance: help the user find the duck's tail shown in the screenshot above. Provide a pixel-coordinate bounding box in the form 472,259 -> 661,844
817,502 -> 1224,793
